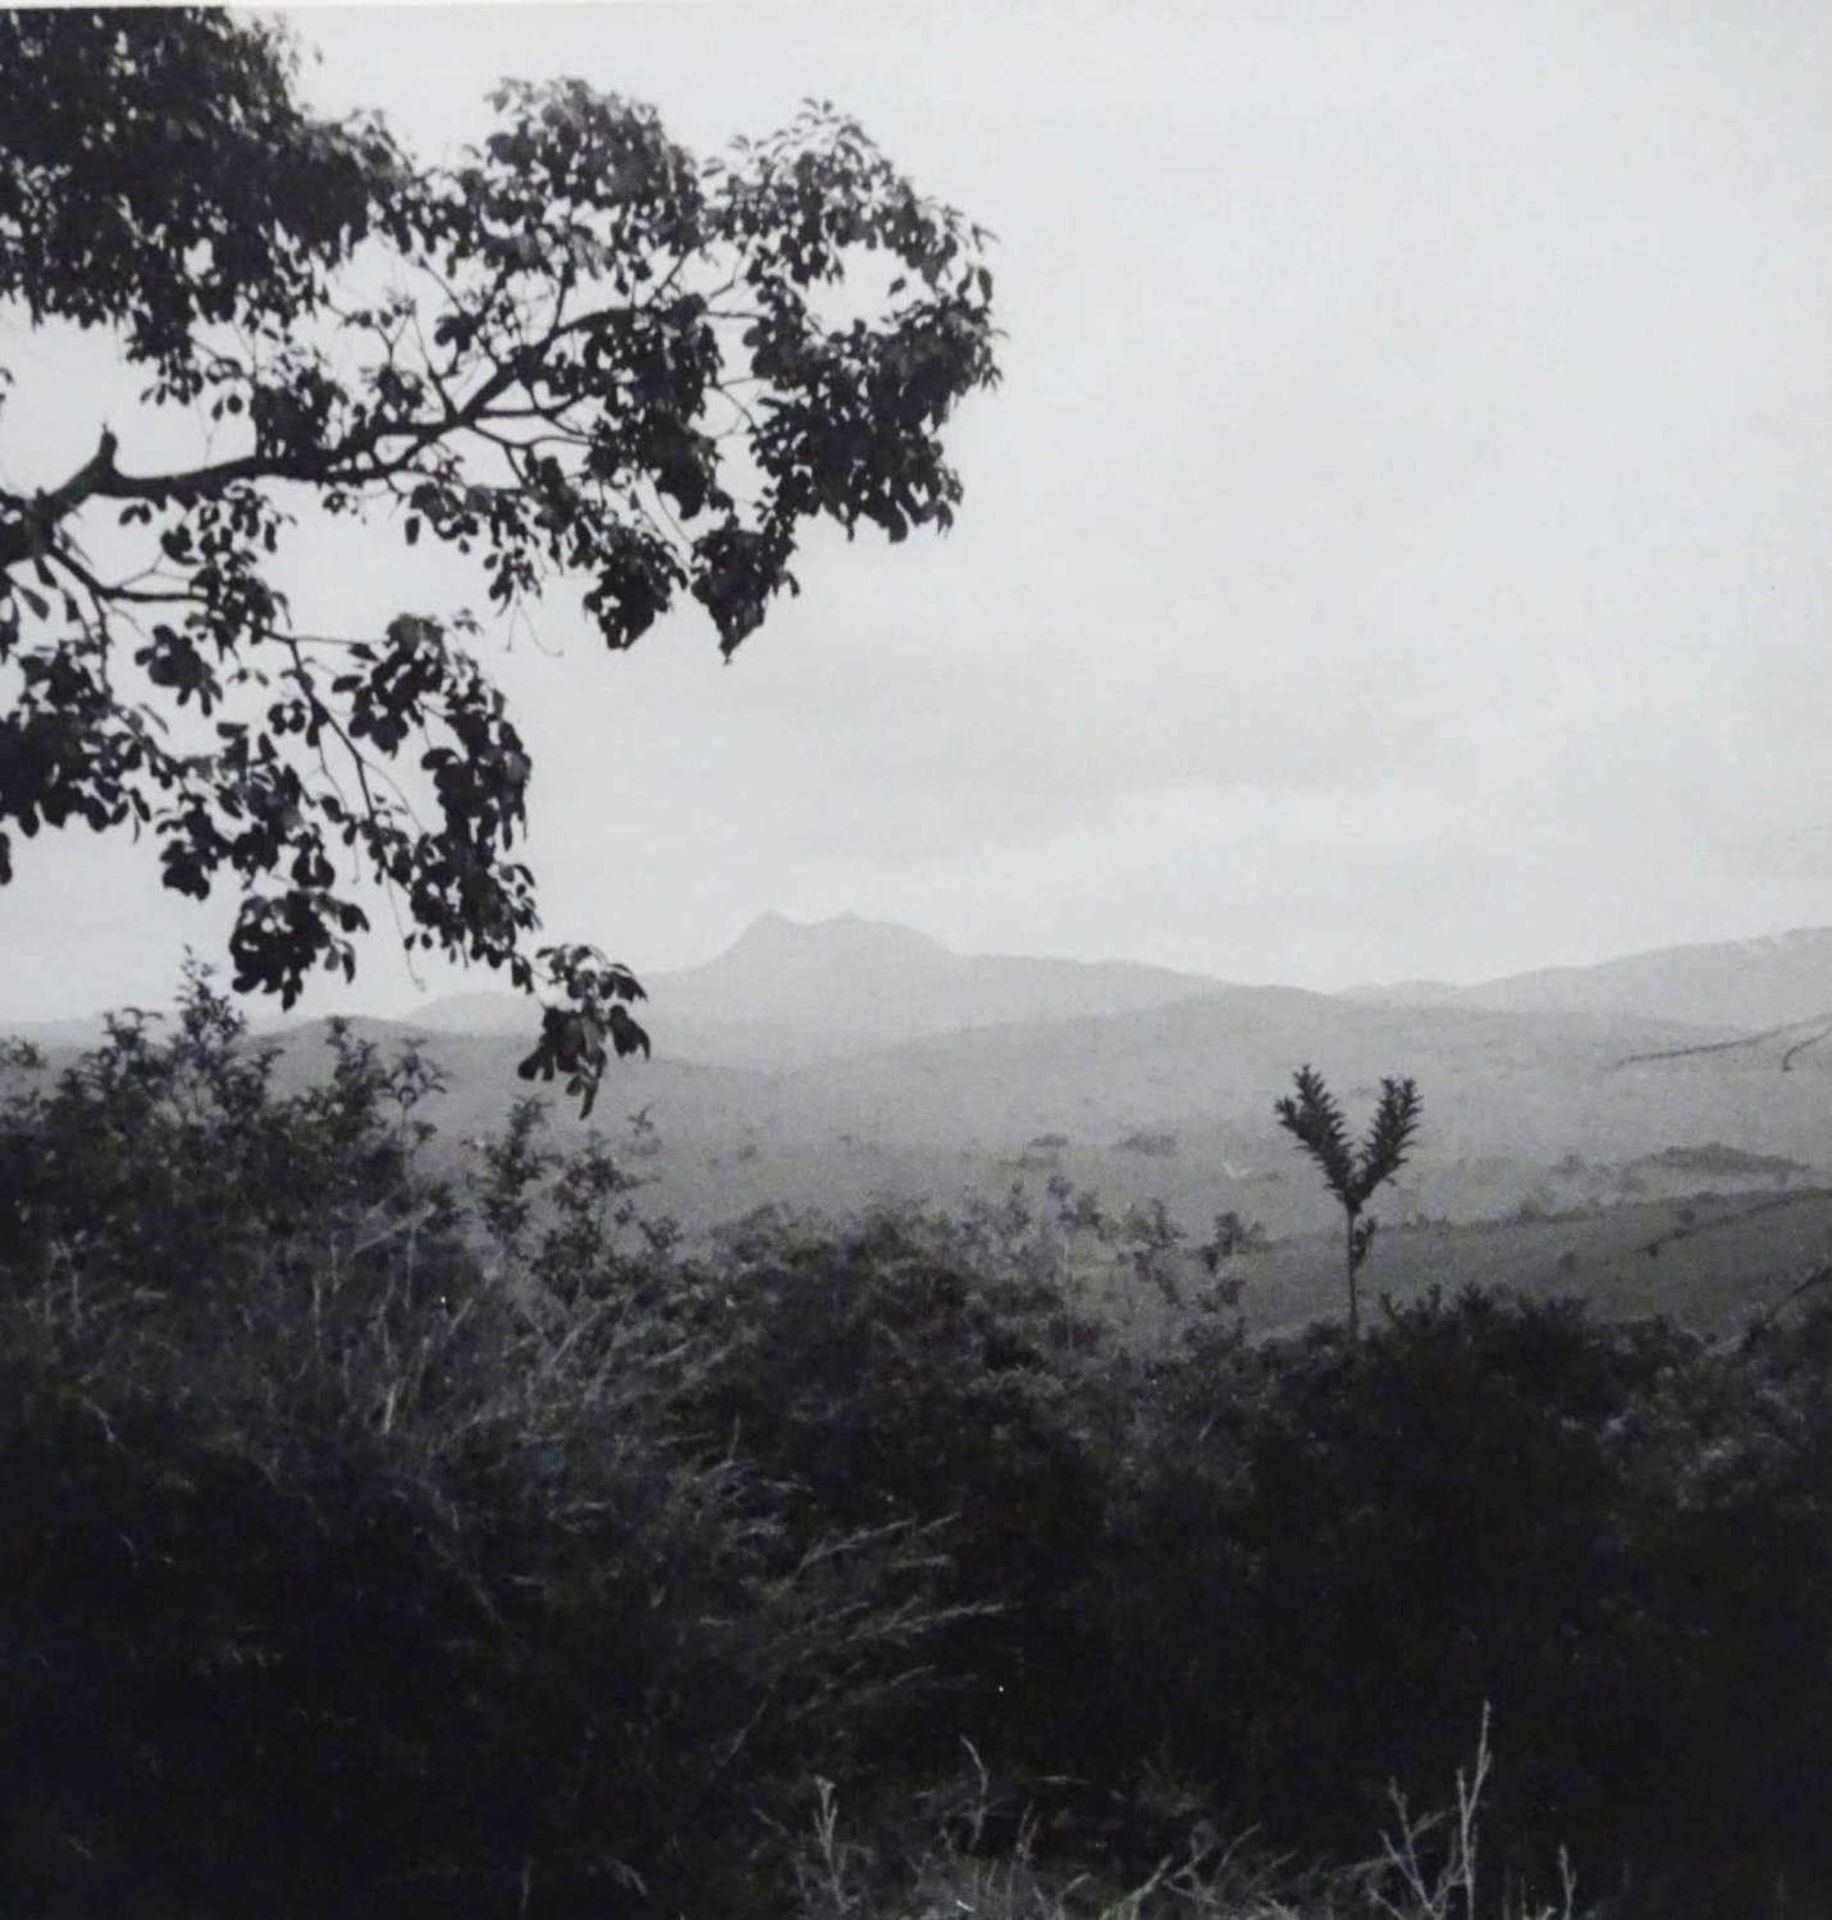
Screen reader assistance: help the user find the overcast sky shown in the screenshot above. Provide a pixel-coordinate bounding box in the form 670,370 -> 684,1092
4,0 -> 1830,1021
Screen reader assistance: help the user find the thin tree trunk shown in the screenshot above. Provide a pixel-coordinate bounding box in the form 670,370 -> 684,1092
1346,1211 -> 1360,1341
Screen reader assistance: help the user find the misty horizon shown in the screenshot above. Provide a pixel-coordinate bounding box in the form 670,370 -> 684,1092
10,905 -> 1832,1040
3,2 -> 1828,1028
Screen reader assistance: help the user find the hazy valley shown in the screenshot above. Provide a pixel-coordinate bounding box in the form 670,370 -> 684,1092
404,914 -> 1832,1213
22,913 -> 1830,1332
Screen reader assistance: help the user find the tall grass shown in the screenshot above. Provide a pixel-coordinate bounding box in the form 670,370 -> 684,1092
789,1711 -> 1582,1920
2,972 -> 1827,1915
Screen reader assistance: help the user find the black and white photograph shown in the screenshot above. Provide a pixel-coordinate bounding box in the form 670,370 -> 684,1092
1,3 -> 1828,1912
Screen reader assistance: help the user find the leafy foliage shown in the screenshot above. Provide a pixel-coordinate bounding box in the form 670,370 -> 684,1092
4,986 -> 1830,1915
0,978 -> 962,1915
1199,1206 -> 1269,1270
664,1198 -> 1128,1768
0,10 -> 403,382
1275,1065 -> 1422,1336
0,11 -> 999,1107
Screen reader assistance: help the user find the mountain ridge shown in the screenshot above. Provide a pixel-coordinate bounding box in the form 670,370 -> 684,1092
400,912 -> 1832,1065
1345,924 -> 1832,1032
12,913 -> 1830,1242
409,909 -> 1237,1065
14,915 -> 1829,1070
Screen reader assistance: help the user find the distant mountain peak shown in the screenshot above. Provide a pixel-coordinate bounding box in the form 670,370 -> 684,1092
723,909 -> 953,961
403,918 -> 1832,1068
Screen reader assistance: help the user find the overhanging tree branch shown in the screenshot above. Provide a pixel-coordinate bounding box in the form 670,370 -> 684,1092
1,16 -> 1001,1110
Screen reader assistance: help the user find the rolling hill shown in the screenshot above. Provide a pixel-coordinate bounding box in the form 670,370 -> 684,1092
1347,925 -> 1832,1033
12,915 -> 1831,1278
230,920 -> 1829,1253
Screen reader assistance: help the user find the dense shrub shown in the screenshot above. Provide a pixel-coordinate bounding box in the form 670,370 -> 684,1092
0,980 -> 958,1916
1105,1289 -> 1832,1915
3,980 -> 1829,1917
668,1199 -> 1128,1771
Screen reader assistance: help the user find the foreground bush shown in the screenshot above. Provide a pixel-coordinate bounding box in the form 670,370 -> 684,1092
667,1199 -> 1130,1771
2,980 -> 1828,1916
1106,1291 -> 1832,1916
0,981 -> 958,1915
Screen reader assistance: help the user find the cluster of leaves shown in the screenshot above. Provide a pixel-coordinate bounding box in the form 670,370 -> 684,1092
0,10 -> 406,383
4,986 -> 1830,1917
1275,1066 -> 1422,1335
0,11 -> 999,1108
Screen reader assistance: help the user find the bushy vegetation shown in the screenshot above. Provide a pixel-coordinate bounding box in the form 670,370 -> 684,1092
2,980 -> 1828,1916
0,981 -> 956,1915
1631,1143 -> 1810,1182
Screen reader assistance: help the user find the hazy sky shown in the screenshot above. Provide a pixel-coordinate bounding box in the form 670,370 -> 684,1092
4,0 -> 1830,1020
